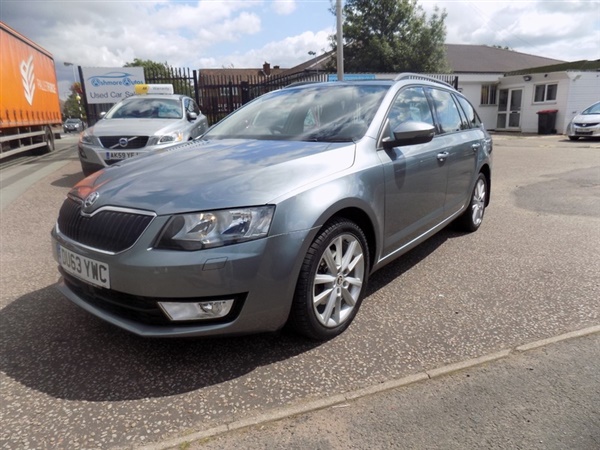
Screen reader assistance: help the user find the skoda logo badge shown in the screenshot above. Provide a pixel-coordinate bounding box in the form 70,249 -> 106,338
119,137 -> 128,148
83,191 -> 100,209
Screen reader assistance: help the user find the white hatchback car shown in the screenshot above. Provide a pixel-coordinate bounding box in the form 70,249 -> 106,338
566,101 -> 600,140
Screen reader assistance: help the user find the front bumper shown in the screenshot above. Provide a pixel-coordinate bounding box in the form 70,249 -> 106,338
78,140 -> 179,171
51,223 -> 311,338
567,122 -> 600,138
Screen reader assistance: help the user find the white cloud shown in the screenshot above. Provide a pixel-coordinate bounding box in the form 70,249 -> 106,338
426,0 -> 600,61
272,0 -> 297,15
4,0 -> 598,102
2,0 -> 264,68
214,29 -> 333,68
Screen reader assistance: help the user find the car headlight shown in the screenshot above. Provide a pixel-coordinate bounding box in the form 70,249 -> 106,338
80,131 -> 98,145
158,131 -> 184,145
155,206 -> 275,250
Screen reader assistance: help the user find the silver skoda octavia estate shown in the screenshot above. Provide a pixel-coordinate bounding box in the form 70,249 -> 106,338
51,74 -> 492,340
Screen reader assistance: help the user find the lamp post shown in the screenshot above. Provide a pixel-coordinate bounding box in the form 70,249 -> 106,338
63,61 -> 78,85
336,0 -> 344,81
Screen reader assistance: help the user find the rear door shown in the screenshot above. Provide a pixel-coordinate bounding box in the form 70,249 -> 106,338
426,88 -> 480,216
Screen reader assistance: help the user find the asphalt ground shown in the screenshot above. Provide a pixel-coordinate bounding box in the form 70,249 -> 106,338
167,328 -> 600,450
0,134 -> 599,449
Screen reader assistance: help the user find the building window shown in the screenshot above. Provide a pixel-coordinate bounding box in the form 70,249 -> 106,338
480,84 -> 497,105
534,83 -> 558,103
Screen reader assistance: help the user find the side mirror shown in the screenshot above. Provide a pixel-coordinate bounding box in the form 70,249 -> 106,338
382,121 -> 435,149
187,111 -> 198,121
100,111 -> 107,118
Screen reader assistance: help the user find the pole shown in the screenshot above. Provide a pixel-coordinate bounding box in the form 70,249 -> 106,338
336,0 -> 344,81
64,62 -> 78,85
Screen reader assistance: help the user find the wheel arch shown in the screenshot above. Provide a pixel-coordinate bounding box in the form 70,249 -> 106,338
316,206 -> 378,273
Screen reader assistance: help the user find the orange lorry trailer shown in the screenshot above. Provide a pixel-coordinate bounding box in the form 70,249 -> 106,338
0,21 -> 62,159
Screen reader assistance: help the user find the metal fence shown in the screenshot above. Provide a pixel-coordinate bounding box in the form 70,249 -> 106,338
197,72 -> 328,124
82,66 -> 458,127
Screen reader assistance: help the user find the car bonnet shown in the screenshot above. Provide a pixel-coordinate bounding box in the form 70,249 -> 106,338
573,112 -> 600,124
89,118 -> 184,136
70,138 -> 356,215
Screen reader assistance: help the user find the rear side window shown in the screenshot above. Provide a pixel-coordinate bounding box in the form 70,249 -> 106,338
455,95 -> 483,129
427,88 -> 463,134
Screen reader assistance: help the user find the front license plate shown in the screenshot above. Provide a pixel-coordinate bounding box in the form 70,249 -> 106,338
105,151 -> 141,160
575,130 -> 592,136
58,245 -> 110,289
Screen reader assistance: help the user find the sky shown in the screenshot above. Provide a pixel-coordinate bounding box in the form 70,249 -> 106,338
1,0 -> 598,100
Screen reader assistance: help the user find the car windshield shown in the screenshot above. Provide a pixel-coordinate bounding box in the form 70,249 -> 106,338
105,98 -> 183,119
582,102 -> 600,115
204,84 -> 390,142
65,119 -> 79,123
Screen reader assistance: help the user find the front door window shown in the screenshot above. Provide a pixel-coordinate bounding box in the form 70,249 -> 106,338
496,88 -> 522,129
508,89 -> 522,128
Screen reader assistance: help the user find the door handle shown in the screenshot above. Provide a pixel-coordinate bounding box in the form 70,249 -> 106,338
472,143 -> 481,152
437,151 -> 449,161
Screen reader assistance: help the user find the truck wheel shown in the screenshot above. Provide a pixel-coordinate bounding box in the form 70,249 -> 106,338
33,127 -> 55,155
44,127 -> 55,153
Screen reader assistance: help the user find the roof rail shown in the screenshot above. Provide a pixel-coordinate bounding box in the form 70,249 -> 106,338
284,80 -> 321,88
394,72 -> 453,88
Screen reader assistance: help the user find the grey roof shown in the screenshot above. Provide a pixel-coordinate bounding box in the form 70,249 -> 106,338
505,59 -> 600,75
280,51 -> 335,76
445,44 -> 565,74
200,44 -> 569,80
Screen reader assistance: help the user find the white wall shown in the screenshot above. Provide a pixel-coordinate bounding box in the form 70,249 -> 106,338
372,71 -> 599,134
455,74 -> 500,131
500,72 -> 571,133
562,72 -> 600,132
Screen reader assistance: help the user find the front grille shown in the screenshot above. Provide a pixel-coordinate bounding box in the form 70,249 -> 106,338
62,272 -> 246,326
57,197 -> 154,253
99,136 -> 149,149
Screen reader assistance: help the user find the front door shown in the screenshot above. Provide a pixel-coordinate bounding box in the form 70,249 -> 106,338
379,86 -> 448,256
497,88 -> 523,129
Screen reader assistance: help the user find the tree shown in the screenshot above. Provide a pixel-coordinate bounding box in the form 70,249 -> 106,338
124,58 -> 194,97
62,82 -> 85,120
330,0 -> 450,73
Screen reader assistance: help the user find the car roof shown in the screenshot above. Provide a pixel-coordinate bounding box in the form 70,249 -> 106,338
285,75 -> 456,92
286,80 -> 393,89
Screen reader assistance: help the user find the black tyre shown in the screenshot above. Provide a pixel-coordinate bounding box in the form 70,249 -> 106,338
455,173 -> 487,232
44,127 -> 55,153
288,218 -> 370,340
568,136 -> 579,141
80,161 -> 98,178
33,127 -> 55,155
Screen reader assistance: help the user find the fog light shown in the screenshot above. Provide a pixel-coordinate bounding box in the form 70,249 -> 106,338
159,300 -> 234,321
